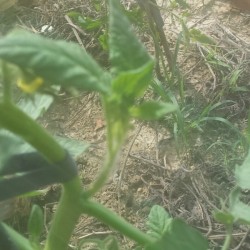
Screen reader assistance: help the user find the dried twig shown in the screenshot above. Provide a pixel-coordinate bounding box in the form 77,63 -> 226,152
78,230 -> 113,240
232,229 -> 250,250
64,15 -> 84,47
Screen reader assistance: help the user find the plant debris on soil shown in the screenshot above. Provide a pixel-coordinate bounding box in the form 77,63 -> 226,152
1,0 -> 250,249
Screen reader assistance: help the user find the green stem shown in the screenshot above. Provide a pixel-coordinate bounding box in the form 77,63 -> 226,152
0,102 -> 65,162
82,199 -> 154,246
0,103 -> 82,250
0,102 -> 82,250
222,225 -> 233,250
85,146 -> 120,198
44,177 -> 83,250
85,98 -> 128,197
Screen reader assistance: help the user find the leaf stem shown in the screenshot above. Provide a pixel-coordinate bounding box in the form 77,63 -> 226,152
85,145 -> 120,198
82,199 -> 154,246
222,225 -> 233,250
85,98 -> 128,197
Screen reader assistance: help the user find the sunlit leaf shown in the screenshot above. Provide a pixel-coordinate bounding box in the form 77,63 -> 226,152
228,187 -> 250,224
230,200 -> 250,225
55,136 -> 89,158
146,205 -> 172,239
67,12 -> 104,31
17,91 -> 58,119
20,187 -> 50,198
112,61 -> 154,100
189,29 -> 216,45
130,102 -> 176,120
28,204 -> 44,244
214,211 -> 234,225
181,19 -> 190,46
109,0 -> 152,73
0,130 -> 89,169
235,149 -> 250,189
0,30 -> 110,93
198,116 -> 242,136
146,218 -> 209,250
98,32 -> 109,51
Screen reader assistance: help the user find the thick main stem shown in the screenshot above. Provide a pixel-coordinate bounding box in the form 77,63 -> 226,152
0,102 -> 83,250
0,102 -> 65,161
44,178 -> 83,250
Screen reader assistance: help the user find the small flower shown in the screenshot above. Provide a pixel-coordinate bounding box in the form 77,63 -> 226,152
17,77 -> 44,93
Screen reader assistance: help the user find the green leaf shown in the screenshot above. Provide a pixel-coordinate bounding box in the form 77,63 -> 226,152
125,7 -> 144,27
189,29 -> 216,45
112,61 -> 154,100
20,187 -> 50,198
181,19 -> 190,47
55,136 -> 89,158
214,211 -> 234,225
229,187 -> 250,224
28,204 -> 44,245
146,205 -> 172,239
230,201 -> 250,225
235,149 -> 250,189
229,69 -> 242,87
198,116 -> 242,136
146,218 -> 209,250
0,132 -> 22,167
0,30 -> 110,93
0,130 -> 89,170
67,12 -> 103,31
150,79 -> 172,102
0,222 -> 33,250
109,0 -> 152,73
98,32 -> 109,51
18,91 -> 57,120
129,102 -> 177,121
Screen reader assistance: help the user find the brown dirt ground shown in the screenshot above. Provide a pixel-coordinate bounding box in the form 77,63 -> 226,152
1,0 -> 250,249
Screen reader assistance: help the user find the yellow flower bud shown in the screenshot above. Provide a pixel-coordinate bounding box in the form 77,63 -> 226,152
17,77 -> 44,93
